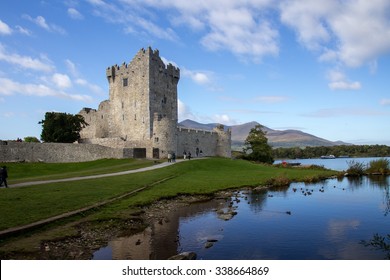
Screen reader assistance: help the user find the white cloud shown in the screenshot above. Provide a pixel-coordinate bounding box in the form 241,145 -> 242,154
0,77 -> 93,102
75,79 -> 104,95
23,15 -> 66,35
328,81 -> 361,91
178,99 -> 196,121
15,25 -> 32,36
65,59 -> 79,77
280,0 -> 390,68
199,7 -> 279,61
327,69 -> 361,90
380,99 -> 390,106
160,56 -> 179,68
213,114 -> 237,125
91,0 -> 277,61
0,44 -> 54,72
68,8 -> 84,20
0,19 -> 12,35
181,68 -> 212,86
52,73 -> 72,89
64,59 -> 105,95
87,0 -> 178,41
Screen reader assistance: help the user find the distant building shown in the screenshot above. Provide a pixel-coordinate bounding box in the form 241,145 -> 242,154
79,47 -> 231,159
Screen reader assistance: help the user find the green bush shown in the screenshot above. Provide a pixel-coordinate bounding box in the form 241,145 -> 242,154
366,158 -> 390,175
346,160 -> 365,176
24,136 -> 40,143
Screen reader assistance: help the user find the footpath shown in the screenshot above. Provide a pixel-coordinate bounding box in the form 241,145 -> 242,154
9,159 -> 189,188
1,158 -> 202,237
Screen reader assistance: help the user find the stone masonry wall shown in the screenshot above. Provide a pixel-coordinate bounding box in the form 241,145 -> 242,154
0,142 -> 127,163
177,127 -> 218,157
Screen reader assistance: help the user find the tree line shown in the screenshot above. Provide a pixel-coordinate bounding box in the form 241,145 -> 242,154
272,145 -> 390,159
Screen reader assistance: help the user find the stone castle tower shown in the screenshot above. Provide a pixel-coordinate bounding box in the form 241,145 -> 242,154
79,47 -> 231,159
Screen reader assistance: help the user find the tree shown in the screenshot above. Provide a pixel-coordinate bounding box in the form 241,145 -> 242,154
39,112 -> 88,143
243,124 -> 274,164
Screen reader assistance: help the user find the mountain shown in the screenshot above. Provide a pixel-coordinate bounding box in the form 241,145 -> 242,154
179,119 -> 350,149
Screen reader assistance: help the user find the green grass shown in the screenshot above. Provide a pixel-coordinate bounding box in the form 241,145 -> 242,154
0,158 -> 338,232
2,158 -> 157,184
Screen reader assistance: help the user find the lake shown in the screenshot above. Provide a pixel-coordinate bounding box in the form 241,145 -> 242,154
275,156 -> 390,171
93,157 -> 390,260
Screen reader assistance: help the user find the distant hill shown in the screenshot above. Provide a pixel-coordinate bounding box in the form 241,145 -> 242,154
179,119 -> 350,149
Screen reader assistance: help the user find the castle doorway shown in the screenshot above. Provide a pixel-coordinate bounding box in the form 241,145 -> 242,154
153,148 -> 159,159
133,148 -> 146,158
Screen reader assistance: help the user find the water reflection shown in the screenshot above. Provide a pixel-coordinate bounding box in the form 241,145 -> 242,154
93,176 -> 389,260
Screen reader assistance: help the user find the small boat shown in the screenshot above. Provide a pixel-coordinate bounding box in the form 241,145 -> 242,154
281,161 -> 301,166
320,155 -> 336,159
287,162 -> 301,166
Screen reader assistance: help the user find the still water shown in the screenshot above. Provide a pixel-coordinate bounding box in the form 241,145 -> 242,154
275,156 -> 390,171
93,158 -> 390,260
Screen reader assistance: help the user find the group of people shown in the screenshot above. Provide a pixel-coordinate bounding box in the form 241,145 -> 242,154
167,152 -> 176,163
0,166 -> 8,188
167,149 -> 204,162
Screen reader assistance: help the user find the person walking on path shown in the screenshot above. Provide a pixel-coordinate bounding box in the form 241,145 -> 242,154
0,166 -> 8,188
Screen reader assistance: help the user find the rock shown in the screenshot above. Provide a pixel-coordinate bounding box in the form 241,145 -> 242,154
168,252 -> 197,260
218,213 -> 233,221
205,242 -> 214,249
207,239 -> 218,243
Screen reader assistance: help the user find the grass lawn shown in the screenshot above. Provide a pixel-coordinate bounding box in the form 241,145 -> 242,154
0,158 -> 339,232
2,158 -> 157,184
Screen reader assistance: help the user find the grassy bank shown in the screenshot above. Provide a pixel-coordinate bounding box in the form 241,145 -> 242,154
0,158 -> 338,232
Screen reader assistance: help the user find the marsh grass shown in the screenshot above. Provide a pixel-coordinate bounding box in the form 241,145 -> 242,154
346,160 -> 366,176
366,158 -> 390,175
0,158 -> 338,231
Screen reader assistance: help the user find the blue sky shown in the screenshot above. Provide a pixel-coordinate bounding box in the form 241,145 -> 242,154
1,0 -> 390,145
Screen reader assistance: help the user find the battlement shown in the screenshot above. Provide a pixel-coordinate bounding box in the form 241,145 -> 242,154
106,47 -> 180,81
177,126 -> 216,135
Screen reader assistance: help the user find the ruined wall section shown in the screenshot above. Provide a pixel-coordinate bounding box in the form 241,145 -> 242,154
79,100 -> 111,139
0,142 -> 127,163
213,125 -> 232,158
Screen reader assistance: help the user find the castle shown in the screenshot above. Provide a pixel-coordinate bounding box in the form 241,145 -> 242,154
78,47 -> 231,159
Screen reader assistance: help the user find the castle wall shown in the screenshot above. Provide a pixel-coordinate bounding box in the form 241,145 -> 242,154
177,126 -> 231,158
0,142 -> 127,163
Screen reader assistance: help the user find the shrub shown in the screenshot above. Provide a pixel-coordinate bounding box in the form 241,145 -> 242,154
24,136 -> 40,143
366,158 -> 390,175
346,160 -> 365,176
266,174 -> 291,187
